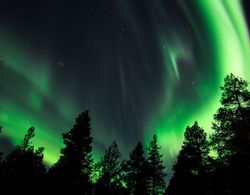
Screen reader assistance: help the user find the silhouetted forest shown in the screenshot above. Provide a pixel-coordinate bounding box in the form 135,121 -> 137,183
0,73 -> 250,195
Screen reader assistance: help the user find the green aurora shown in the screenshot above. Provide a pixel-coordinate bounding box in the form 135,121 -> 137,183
146,0 -> 250,161
0,0 -> 250,166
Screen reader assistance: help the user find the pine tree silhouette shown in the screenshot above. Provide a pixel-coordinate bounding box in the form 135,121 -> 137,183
166,122 -> 209,195
210,74 -> 250,194
95,140 -> 127,195
125,142 -> 149,195
147,134 -> 166,195
1,73 -> 249,194
0,126 -> 3,188
2,127 -> 46,195
47,111 -> 93,195
211,74 -> 250,162
0,126 -> 2,160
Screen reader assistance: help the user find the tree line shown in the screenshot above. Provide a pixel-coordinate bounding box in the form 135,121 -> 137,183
0,73 -> 249,195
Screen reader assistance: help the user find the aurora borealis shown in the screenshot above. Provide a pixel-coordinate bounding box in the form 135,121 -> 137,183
0,0 -> 250,171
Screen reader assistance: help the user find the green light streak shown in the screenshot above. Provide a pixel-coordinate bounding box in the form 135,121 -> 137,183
158,34 -> 191,82
0,33 -> 51,94
0,32 -> 70,164
146,0 -> 250,161
0,40 -> 101,164
0,0 -> 249,167
198,0 -> 250,80
0,101 -> 63,164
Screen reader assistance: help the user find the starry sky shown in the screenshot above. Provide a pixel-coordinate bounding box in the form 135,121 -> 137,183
0,0 -> 250,171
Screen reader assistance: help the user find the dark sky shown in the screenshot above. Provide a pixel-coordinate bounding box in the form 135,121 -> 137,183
0,0 -> 250,176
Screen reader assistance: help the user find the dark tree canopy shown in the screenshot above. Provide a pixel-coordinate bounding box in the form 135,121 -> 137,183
1,127 -> 46,195
0,74 -> 249,195
211,74 -> 250,162
125,142 -> 149,195
95,140 -> 127,195
0,126 -> 3,187
166,122 -> 209,195
0,126 -> 2,159
48,111 -> 93,195
210,74 -> 250,194
220,73 -> 250,111
147,134 -> 166,195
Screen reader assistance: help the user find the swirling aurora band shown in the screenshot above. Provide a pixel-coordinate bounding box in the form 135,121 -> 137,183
0,0 -> 249,166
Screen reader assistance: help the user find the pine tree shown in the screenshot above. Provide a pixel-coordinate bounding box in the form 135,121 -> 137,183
95,140 -> 127,195
211,74 -> 250,162
0,126 -> 3,187
147,134 -> 166,195
166,122 -> 209,195
2,127 -> 45,195
220,73 -> 250,122
125,142 -> 149,195
48,111 -> 93,195
210,74 -> 250,194
0,126 -> 2,160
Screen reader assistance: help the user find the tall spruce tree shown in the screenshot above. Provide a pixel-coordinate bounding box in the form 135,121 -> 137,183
2,127 -> 45,195
147,134 -> 166,195
125,142 -> 149,195
95,140 -> 126,195
166,122 -> 209,195
48,111 -> 93,195
210,74 -> 250,194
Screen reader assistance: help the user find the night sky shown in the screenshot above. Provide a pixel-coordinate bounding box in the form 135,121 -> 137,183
0,0 -> 250,172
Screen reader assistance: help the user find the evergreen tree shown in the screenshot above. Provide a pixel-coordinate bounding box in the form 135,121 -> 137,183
0,126 -> 2,160
95,140 -> 126,195
2,127 -> 46,195
147,134 -> 166,195
211,74 -> 250,162
210,74 -> 250,194
166,122 -> 209,195
48,111 -> 93,195
125,142 -> 149,195
0,126 -> 3,187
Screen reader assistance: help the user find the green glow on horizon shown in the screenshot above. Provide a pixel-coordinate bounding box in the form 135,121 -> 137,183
0,33 -> 69,164
0,41 -> 102,164
0,0 -> 249,166
0,100 -> 63,164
